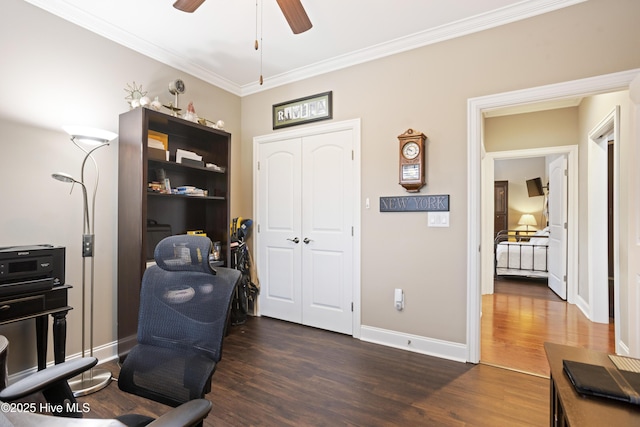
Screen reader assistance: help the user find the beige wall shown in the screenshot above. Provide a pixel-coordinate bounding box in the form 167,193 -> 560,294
241,0 -> 640,344
486,107 -> 580,231
0,0 -> 241,373
1,0 -> 639,373
494,157 -> 546,230
485,107 -> 579,152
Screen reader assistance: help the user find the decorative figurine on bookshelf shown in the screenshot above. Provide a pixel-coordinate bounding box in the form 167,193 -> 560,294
124,81 -> 147,109
162,102 -> 181,117
184,102 -> 198,123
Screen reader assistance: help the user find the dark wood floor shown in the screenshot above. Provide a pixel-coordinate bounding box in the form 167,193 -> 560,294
78,317 -> 549,426
482,277 -> 614,377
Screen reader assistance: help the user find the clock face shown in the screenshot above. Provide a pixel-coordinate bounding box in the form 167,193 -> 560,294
402,141 -> 420,160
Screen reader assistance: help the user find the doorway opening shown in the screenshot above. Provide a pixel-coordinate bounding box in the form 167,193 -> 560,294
481,147 -> 589,377
467,69 -> 639,365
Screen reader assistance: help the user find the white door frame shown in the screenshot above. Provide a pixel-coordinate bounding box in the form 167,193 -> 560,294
586,107 -> 620,330
253,118 -> 362,338
467,69 -> 639,363
481,146 -> 577,302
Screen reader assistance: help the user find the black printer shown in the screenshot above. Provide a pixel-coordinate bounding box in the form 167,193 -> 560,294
0,245 -> 65,297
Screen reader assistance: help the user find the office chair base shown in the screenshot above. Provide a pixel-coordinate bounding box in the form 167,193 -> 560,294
69,367 -> 112,397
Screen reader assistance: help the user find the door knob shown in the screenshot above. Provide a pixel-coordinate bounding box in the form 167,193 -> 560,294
287,237 -> 300,244
303,238 -> 313,244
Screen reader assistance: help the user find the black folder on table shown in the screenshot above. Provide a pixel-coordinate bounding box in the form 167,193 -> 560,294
563,359 -> 640,405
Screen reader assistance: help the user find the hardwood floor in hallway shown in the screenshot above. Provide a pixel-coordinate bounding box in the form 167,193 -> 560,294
481,277 -> 615,378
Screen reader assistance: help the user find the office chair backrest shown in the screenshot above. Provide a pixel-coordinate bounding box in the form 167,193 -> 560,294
138,235 -> 236,362
153,234 -> 217,274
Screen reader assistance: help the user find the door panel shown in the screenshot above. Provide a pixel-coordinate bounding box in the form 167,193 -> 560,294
494,181 -> 508,237
548,156 -> 567,300
257,139 -> 302,323
302,131 -> 353,334
257,128 -> 354,335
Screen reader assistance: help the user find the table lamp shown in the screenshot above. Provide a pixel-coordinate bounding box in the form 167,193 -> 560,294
518,213 -> 537,233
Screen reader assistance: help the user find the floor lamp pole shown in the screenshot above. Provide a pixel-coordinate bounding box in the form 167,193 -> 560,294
53,129 -> 114,397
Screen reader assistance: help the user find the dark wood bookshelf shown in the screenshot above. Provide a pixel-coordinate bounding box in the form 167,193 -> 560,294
117,108 -> 231,359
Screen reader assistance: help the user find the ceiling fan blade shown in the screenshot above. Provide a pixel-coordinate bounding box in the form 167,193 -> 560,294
173,0 -> 206,13
276,0 -> 313,34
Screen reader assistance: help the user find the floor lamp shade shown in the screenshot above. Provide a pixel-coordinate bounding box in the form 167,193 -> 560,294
51,125 -> 117,396
62,126 -> 117,145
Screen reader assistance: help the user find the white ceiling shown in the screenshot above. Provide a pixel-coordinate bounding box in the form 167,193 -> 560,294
25,0 -> 584,97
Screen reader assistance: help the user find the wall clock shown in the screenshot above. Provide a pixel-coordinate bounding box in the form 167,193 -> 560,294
398,128 -> 427,192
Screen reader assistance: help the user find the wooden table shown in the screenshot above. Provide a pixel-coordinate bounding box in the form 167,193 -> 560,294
544,342 -> 640,426
0,285 -> 71,370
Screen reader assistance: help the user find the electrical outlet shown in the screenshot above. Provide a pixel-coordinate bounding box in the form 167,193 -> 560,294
394,288 -> 404,310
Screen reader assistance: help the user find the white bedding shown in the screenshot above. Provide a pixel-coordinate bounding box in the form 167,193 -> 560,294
495,239 -> 548,278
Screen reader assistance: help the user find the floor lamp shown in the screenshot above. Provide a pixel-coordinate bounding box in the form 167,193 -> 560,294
52,125 -> 117,396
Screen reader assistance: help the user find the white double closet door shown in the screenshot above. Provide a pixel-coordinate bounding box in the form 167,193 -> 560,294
256,124 -> 355,335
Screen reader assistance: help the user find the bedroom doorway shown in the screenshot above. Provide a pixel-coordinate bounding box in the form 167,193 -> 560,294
479,145 -> 580,377
481,139 -> 616,376
482,147 -> 582,377
480,147 -> 578,299
479,108 -> 619,374
467,70 -> 638,366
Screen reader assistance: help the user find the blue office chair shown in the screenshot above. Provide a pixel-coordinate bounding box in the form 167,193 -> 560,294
0,335 -> 212,426
118,235 -> 240,407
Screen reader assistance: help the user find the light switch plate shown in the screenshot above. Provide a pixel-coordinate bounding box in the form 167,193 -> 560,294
428,212 -> 449,227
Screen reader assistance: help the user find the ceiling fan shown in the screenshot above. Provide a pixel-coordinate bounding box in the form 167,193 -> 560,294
173,0 -> 313,34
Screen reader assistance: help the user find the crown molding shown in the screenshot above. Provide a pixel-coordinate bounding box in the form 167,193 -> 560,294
240,0 -> 586,95
25,0 -> 586,97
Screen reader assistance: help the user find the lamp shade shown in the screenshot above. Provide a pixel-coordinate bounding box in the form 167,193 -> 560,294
51,172 -> 78,184
518,213 -> 537,227
63,126 -> 117,145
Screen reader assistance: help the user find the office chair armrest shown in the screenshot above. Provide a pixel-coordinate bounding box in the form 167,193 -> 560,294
0,357 -> 97,401
147,399 -> 212,427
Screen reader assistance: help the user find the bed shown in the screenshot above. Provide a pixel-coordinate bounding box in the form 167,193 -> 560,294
494,228 -> 549,278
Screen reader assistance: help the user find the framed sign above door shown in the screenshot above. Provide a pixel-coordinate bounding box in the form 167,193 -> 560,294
272,91 -> 333,129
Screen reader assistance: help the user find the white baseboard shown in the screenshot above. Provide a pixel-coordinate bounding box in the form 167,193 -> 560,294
617,339 -> 630,357
359,325 -> 468,363
7,340 -> 119,385
575,294 -> 591,322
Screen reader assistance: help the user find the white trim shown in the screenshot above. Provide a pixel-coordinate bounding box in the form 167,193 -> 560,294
575,293 -> 590,323
241,0 -> 587,95
24,0 -> 586,97
587,107 -> 620,326
360,326 -> 467,363
630,75 -> 640,356
253,118 -> 362,338
8,341 -> 119,385
467,68 -> 640,364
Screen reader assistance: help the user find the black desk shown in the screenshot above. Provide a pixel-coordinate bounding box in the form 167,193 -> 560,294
0,285 -> 71,370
